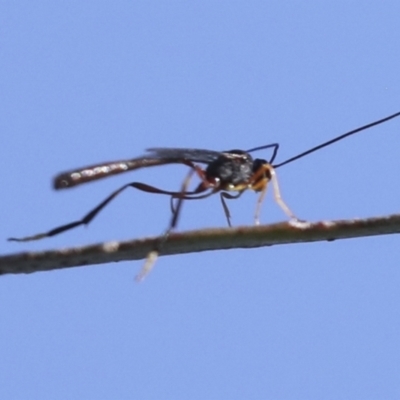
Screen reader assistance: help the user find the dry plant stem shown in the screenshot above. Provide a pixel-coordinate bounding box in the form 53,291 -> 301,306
1,213 -> 400,276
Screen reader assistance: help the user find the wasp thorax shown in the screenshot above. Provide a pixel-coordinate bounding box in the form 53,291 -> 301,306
205,151 -> 254,186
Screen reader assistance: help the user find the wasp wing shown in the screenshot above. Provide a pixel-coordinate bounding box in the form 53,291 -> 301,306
146,148 -> 222,163
53,148 -> 223,190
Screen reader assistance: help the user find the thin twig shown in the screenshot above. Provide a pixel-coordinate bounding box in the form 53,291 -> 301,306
1,213 -> 400,276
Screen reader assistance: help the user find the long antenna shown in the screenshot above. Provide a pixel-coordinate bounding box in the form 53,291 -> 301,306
273,110 -> 400,168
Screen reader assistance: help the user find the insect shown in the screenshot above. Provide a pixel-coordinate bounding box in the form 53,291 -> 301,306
8,111 -> 400,247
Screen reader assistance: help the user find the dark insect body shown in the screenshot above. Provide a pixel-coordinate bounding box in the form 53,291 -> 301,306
8,110 -> 400,278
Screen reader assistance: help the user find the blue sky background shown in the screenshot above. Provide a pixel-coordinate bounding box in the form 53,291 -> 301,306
1,2 -> 400,399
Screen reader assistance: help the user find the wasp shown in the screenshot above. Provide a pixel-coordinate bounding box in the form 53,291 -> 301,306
9,111 -> 400,245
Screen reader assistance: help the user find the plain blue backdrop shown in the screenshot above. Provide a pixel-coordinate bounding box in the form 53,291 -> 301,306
1,2 -> 400,399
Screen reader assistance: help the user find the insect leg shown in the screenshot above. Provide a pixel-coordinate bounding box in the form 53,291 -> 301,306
136,168 -> 196,281
169,165 -> 220,214
254,185 -> 268,225
8,181 -> 195,242
268,166 -> 298,221
169,183 -> 213,214
219,191 -> 244,227
250,165 -> 297,224
169,184 -> 219,214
